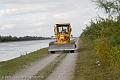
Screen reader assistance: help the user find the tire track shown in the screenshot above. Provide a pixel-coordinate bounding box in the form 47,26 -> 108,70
7,54 -> 60,80
45,53 -> 77,80
31,54 -> 67,80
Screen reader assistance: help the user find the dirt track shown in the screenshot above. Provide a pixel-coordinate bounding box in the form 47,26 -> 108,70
7,54 -> 60,80
46,53 -> 77,80
45,39 -> 78,80
6,53 -> 77,80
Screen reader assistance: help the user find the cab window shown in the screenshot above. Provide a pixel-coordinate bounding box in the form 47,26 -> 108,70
58,26 -> 68,33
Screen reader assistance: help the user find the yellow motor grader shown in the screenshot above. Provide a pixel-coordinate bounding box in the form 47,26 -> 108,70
48,23 -> 76,53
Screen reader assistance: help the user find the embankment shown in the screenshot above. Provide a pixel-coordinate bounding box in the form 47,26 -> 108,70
0,48 -> 48,79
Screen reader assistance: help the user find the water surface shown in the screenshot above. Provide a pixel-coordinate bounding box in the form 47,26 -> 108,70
0,39 -> 53,62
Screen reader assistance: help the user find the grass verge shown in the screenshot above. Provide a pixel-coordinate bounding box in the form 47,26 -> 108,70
73,40 -> 120,80
0,48 -> 48,79
31,54 -> 67,80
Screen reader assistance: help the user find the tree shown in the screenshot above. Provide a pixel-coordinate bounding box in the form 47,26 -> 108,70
95,0 -> 120,19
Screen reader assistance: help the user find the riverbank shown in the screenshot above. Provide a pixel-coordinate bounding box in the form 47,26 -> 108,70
0,48 -> 48,79
0,39 -> 52,61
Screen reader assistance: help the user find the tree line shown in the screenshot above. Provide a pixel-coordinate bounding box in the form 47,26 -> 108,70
0,35 -> 51,42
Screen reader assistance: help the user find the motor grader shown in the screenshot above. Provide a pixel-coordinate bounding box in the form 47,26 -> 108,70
48,23 -> 76,53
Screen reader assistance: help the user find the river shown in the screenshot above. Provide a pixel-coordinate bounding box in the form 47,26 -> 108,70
0,39 -> 54,62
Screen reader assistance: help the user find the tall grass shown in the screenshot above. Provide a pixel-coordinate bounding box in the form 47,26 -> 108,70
81,17 -> 120,69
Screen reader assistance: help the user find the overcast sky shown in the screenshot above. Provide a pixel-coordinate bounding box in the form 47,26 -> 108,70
0,0 -> 105,37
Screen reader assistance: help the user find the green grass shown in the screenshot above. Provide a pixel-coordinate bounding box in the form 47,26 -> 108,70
80,17 -> 120,78
0,48 -> 48,78
73,40 -> 120,80
31,54 -> 67,80
81,18 -> 120,64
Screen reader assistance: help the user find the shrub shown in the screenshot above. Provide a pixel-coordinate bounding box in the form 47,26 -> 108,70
94,38 -> 111,63
81,18 -> 120,69
110,46 -> 120,70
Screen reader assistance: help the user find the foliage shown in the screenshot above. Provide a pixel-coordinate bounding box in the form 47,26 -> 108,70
81,17 -> 120,69
95,0 -> 120,18
76,0 -> 120,79
94,37 -> 111,63
0,35 -> 50,42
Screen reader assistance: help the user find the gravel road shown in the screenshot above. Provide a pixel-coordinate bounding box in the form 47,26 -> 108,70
7,54 -> 60,80
45,53 -> 77,80
6,53 -> 77,80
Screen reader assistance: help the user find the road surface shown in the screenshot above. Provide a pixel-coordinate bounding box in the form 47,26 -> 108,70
46,53 -> 77,80
7,54 -> 60,80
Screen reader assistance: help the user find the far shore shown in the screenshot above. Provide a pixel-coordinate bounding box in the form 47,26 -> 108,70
0,38 -> 53,43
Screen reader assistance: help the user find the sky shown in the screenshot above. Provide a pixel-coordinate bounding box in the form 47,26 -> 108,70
0,0 -> 105,37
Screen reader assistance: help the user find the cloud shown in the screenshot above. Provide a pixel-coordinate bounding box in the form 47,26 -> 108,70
0,0 -> 105,37
0,24 -> 16,30
0,0 -> 66,4
0,8 -> 18,16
